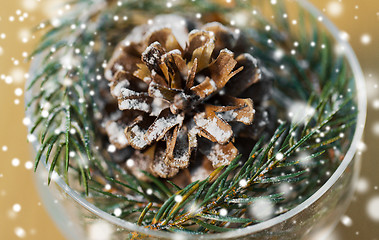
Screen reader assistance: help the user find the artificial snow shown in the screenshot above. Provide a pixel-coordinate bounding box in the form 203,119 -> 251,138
111,80 -> 130,97
195,115 -> 232,143
162,49 -> 182,59
151,98 -> 170,116
148,83 -> 164,98
142,42 -> 162,66
241,53 -> 259,67
119,98 -> 150,112
145,114 -> 183,142
171,130 -> 189,168
130,125 -> 149,149
120,88 -> 143,98
207,143 -> 235,167
217,110 -> 238,122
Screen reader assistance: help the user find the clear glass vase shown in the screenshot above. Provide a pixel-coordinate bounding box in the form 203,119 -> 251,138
26,0 -> 366,239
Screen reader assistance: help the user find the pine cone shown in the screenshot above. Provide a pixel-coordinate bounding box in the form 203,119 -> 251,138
104,15 -> 263,179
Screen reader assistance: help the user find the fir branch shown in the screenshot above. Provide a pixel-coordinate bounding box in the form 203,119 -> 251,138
129,104 -> 351,235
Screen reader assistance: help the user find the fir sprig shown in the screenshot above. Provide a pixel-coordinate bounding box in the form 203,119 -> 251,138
100,94 -> 354,237
26,0 -> 358,236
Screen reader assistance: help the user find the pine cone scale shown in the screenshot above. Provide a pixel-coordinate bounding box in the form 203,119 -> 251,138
124,115 -> 155,150
165,126 -> 191,169
186,30 -> 215,72
208,49 -> 240,89
225,53 -> 261,96
194,111 -> 233,144
199,141 -> 238,168
190,76 -> 217,99
148,81 -> 182,102
143,108 -> 184,144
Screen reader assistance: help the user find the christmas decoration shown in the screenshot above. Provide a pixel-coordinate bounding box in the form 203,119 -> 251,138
26,0 -> 359,237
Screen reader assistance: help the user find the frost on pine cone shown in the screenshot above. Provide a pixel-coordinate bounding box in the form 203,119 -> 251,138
103,15 -> 272,180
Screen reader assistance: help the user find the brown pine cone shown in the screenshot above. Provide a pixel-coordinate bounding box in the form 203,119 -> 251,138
104,15 -> 264,179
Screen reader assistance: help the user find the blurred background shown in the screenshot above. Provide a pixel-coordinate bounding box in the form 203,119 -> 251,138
0,0 -> 378,239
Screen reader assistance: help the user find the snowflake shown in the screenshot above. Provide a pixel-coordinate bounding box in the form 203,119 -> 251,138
340,215 -> 353,227
88,221 -> 113,240
14,227 -> 26,238
366,196 -> 379,221
219,208 -> 228,216
249,198 -> 274,221
372,122 -> 379,136
11,158 -> 20,167
113,208 -> 122,217
361,34 -> 372,45
174,195 -> 183,203
327,1 -> 343,17
24,161 -> 33,170
12,203 -> 22,213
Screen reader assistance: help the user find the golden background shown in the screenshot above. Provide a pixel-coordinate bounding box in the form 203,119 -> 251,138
0,0 -> 378,239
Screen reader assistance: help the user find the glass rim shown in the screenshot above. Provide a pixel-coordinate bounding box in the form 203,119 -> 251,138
25,0 -> 367,239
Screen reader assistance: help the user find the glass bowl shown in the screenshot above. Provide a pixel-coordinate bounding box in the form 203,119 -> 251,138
26,0 -> 366,239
